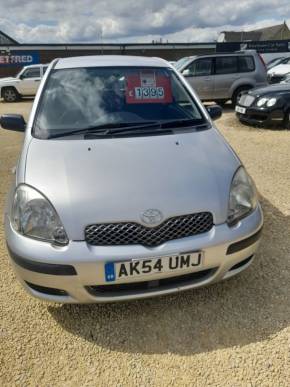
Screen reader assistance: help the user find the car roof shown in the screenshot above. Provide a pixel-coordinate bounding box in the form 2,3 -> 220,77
54,55 -> 169,69
185,51 -> 257,60
23,63 -> 48,69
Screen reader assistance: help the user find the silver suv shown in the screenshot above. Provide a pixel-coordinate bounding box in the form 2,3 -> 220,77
176,51 -> 268,105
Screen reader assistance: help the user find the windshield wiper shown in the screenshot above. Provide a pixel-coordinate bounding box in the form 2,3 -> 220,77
47,118 -> 207,139
85,126 -> 173,138
86,118 -> 205,136
47,121 -> 158,139
84,118 -> 205,138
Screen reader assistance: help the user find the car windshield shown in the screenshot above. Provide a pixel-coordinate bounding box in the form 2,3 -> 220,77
174,57 -> 191,70
15,68 -> 25,78
33,66 -> 206,139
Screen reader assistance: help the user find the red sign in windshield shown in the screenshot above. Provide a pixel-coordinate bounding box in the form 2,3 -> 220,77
126,70 -> 173,104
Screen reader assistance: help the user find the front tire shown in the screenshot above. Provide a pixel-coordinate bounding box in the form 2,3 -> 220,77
2,87 -> 19,102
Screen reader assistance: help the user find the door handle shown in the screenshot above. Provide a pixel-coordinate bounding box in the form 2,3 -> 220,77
34,79 -> 40,82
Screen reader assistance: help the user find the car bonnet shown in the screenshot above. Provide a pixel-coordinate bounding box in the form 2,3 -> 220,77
24,129 -> 240,240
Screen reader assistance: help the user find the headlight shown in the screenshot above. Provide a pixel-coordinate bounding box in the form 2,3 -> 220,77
256,96 -> 277,107
227,167 -> 258,226
266,97 -> 277,107
11,185 -> 68,245
256,97 -> 268,107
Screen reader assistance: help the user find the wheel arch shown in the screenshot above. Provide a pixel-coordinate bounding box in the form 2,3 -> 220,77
1,85 -> 19,98
231,83 -> 254,99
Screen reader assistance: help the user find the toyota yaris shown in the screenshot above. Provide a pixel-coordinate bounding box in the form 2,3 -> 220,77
1,56 -> 263,303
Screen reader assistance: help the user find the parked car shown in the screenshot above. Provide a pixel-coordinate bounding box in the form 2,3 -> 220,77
235,83 -> 290,128
266,56 -> 285,70
0,64 -> 48,102
266,56 -> 287,70
177,50 -> 268,105
267,58 -> 290,83
1,55 -> 263,303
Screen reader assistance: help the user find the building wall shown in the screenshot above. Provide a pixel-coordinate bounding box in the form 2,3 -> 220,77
273,25 -> 290,40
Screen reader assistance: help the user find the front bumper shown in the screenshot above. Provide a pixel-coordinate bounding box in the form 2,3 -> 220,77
5,205 -> 263,303
236,105 -> 285,127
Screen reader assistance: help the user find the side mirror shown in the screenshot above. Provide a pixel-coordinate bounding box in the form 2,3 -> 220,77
182,69 -> 192,77
0,114 -> 26,132
206,105 -> 222,121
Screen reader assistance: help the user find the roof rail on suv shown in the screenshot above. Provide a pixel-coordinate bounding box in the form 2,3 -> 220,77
234,49 -> 257,54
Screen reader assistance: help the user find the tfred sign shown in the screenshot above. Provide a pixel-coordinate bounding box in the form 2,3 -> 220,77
0,51 -> 39,66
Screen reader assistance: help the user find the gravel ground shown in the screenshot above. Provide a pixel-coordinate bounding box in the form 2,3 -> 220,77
0,100 -> 289,386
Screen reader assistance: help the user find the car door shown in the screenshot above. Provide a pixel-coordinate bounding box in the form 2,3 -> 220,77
181,57 -> 214,100
17,67 -> 41,95
214,56 -> 239,99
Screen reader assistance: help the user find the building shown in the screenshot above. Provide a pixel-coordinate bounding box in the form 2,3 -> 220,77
218,22 -> 290,42
0,30 -> 18,45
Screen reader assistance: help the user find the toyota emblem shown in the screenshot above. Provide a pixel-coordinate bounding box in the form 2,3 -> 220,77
141,209 -> 163,226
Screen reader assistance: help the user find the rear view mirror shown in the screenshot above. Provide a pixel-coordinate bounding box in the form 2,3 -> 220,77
0,114 -> 26,132
206,105 -> 222,121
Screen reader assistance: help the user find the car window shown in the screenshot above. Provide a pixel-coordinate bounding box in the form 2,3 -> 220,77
22,67 -> 41,79
33,66 -> 206,139
185,58 -> 212,76
238,56 -> 255,72
215,56 -> 238,75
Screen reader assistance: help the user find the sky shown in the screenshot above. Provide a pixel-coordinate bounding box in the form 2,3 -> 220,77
0,0 -> 290,43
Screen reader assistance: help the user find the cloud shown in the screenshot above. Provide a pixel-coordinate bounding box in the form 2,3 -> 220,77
0,0 -> 289,43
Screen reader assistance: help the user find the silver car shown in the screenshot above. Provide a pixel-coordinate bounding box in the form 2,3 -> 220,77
1,55 -> 263,303
177,51 -> 268,105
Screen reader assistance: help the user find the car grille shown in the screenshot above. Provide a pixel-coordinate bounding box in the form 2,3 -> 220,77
85,212 -> 214,247
238,94 -> 255,107
86,268 -> 217,297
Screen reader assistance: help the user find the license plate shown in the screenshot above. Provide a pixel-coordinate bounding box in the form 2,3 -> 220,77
104,252 -> 202,282
235,105 -> 246,114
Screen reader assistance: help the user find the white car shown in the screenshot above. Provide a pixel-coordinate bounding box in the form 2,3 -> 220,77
267,61 -> 290,84
0,64 -> 48,102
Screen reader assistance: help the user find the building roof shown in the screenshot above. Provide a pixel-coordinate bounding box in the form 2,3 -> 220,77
55,55 -> 169,69
220,22 -> 290,42
0,30 -> 18,45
